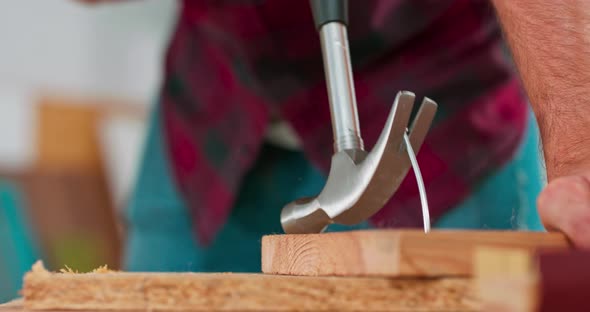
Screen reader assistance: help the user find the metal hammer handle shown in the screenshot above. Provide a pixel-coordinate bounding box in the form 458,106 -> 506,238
311,0 -> 364,152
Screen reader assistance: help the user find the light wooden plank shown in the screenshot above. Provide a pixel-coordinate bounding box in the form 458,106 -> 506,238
19,263 -> 477,312
261,230 -> 569,277
474,247 -> 538,312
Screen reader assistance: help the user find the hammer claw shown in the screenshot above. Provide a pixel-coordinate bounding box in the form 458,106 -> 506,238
408,97 -> 438,152
280,92 -> 438,234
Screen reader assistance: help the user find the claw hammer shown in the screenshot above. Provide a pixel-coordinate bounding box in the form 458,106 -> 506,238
280,0 -> 438,234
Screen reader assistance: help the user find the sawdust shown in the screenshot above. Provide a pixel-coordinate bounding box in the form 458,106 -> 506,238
31,260 -> 115,275
59,265 -> 78,274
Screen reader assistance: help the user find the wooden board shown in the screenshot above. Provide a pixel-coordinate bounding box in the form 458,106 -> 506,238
16,263 -> 477,312
474,247 -> 538,312
262,230 -> 570,277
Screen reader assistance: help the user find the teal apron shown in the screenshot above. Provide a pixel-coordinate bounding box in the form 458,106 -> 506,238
0,182 -> 40,302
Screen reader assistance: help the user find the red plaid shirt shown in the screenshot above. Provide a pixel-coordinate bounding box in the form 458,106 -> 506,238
161,0 -> 528,245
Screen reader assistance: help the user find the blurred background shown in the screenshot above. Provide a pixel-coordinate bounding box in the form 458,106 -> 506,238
0,0 -> 177,301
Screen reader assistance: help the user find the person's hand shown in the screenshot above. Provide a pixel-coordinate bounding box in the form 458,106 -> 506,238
538,173 -> 590,249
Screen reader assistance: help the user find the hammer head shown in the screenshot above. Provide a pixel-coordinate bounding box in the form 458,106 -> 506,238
281,91 -> 437,234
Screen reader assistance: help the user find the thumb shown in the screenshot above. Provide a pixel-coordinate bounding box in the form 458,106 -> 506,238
538,175 -> 590,249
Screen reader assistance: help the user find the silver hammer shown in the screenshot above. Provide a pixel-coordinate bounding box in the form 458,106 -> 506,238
280,0 -> 438,234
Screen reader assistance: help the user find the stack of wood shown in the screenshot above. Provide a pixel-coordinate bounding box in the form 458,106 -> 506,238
1,230 -> 586,312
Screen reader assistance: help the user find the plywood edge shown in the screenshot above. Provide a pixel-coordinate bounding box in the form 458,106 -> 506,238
21,262 -> 477,311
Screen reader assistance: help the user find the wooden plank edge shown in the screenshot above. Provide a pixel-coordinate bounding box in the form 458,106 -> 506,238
20,262 -> 477,312
262,230 -> 570,277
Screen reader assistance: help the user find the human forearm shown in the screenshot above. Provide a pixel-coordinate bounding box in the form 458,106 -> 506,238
492,1 -> 590,180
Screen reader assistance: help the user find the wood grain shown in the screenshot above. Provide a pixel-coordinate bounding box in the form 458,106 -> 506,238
19,271 -> 476,311
261,230 -> 569,277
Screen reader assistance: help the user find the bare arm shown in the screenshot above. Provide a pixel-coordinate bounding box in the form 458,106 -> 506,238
492,1 -> 590,248
492,1 -> 590,180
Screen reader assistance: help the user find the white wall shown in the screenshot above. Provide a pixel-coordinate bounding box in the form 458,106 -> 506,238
0,0 -> 178,101
0,0 -> 177,204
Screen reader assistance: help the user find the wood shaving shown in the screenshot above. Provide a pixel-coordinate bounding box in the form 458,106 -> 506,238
59,265 -> 78,274
91,265 -> 111,273
31,260 -> 115,275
